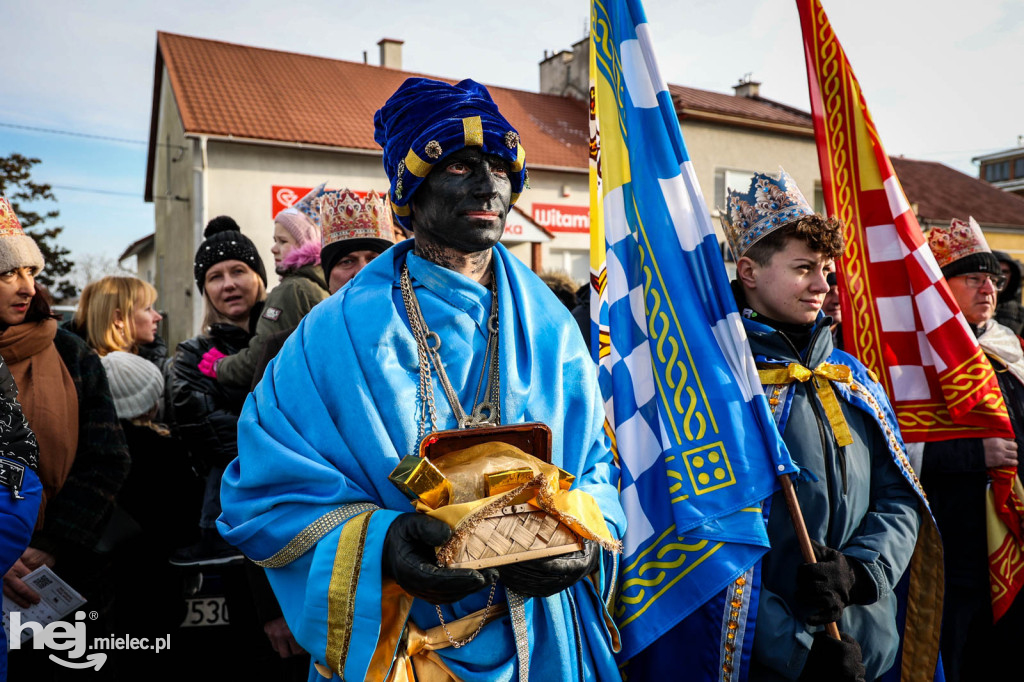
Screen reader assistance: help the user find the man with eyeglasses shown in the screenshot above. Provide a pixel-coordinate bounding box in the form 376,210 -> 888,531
922,216 -> 1024,681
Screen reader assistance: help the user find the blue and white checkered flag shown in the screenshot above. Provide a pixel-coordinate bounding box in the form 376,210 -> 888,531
588,0 -> 797,668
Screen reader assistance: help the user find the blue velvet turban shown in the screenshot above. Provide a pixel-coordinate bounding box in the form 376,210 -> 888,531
373,78 -> 527,229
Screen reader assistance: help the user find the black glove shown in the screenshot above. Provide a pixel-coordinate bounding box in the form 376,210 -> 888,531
796,540 -> 874,625
498,539 -> 599,598
799,631 -> 866,682
382,513 -> 497,604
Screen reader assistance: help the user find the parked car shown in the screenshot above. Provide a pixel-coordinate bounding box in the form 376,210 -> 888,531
51,304 -> 77,325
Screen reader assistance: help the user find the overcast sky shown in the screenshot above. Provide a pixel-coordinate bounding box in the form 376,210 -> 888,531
1,0 -> 1021,269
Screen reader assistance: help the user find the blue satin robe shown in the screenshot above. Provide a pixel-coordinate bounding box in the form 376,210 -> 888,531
218,241 -> 625,681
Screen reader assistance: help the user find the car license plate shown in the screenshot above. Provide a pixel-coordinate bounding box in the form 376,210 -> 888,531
182,596 -> 229,627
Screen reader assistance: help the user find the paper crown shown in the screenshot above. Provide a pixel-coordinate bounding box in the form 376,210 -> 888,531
318,189 -> 398,248
0,197 -> 45,274
279,182 -> 327,227
721,168 -> 815,258
927,216 -> 992,268
0,197 -> 25,237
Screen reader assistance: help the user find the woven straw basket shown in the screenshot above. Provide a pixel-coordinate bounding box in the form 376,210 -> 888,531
441,503 -> 582,570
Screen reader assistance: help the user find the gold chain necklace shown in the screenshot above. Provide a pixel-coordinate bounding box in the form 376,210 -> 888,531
399,264 -> 501,436
398,262 -> 501,647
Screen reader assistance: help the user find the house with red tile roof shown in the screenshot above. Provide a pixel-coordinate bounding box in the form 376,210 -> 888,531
891,156 -> 1024,257
145,32 -> 824,343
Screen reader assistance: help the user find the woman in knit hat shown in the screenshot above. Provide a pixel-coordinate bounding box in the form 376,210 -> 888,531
197,187 -> 330,388
270,183 -> 324,275
169,216 -> 266,566
0,199 -> 130,674
102,350 -> 168,427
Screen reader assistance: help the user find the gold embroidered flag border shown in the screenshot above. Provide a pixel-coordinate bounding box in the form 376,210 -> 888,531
986,467 -> 1024,622
797,0 -> 1012,442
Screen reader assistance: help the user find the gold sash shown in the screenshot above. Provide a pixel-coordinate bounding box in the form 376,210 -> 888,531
757,362 -> 854,447
328,580 -> 507,682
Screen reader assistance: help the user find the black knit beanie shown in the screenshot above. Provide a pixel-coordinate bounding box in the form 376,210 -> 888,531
320,237 -> 393,281
940,251 -> 1001,281
193,216 -> 268,293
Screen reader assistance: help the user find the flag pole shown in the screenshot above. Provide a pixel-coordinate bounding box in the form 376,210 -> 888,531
779,474 -> 842,640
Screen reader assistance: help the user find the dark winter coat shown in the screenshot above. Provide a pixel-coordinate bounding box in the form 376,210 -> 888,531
994,251 -> 1024,335
920,320 -> 1024,680
922,320 -> 1024,587
31,329 -> 130,554
170,322 -> 254,469
110,419 -> 201,636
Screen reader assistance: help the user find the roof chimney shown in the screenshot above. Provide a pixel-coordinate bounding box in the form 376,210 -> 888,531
378,38 -> 404,70
733,74 -> 760,99
538,37 -> 590,101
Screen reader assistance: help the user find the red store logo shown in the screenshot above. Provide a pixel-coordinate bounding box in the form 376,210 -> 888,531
531,203 -> 590,233
271,186 -> 371,217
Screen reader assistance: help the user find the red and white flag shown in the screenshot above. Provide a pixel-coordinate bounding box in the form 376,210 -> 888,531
797,0 -> 1012,442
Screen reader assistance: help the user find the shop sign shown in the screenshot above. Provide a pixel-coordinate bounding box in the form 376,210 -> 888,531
531,203 -> 590,233
271,186 -> 312,216
501,217 -> 551,243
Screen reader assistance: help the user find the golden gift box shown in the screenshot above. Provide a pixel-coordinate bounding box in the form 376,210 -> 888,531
388,455 -> 453,510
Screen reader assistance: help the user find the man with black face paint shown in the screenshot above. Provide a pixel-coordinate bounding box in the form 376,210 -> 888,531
412,147 -> 512,274
219,78 -> 625,681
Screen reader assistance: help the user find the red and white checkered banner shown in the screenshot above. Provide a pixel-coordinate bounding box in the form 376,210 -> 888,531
797,0 -> 1012,442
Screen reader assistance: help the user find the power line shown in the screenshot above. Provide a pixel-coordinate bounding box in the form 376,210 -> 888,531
50,184 -> 140,198
0,121 -> 146,145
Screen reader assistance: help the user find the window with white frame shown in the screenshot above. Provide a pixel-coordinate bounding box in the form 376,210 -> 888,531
713,169 -> 759,215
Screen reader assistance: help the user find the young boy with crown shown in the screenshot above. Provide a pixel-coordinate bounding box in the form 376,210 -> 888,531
724,170 -> 930,682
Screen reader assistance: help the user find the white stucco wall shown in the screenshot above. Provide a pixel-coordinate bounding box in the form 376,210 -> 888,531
205,142 -> 389,286
151,99 -> 820,343
515,167 -> 590,281
150,67 -> 197,347
681,119 -> 821,245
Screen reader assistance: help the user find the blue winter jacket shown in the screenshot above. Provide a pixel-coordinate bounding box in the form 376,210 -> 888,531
0,355 -> 42,681
745,315 -> 921,681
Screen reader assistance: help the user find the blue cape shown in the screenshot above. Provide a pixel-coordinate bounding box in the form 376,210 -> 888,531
219,241 -> 625,681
